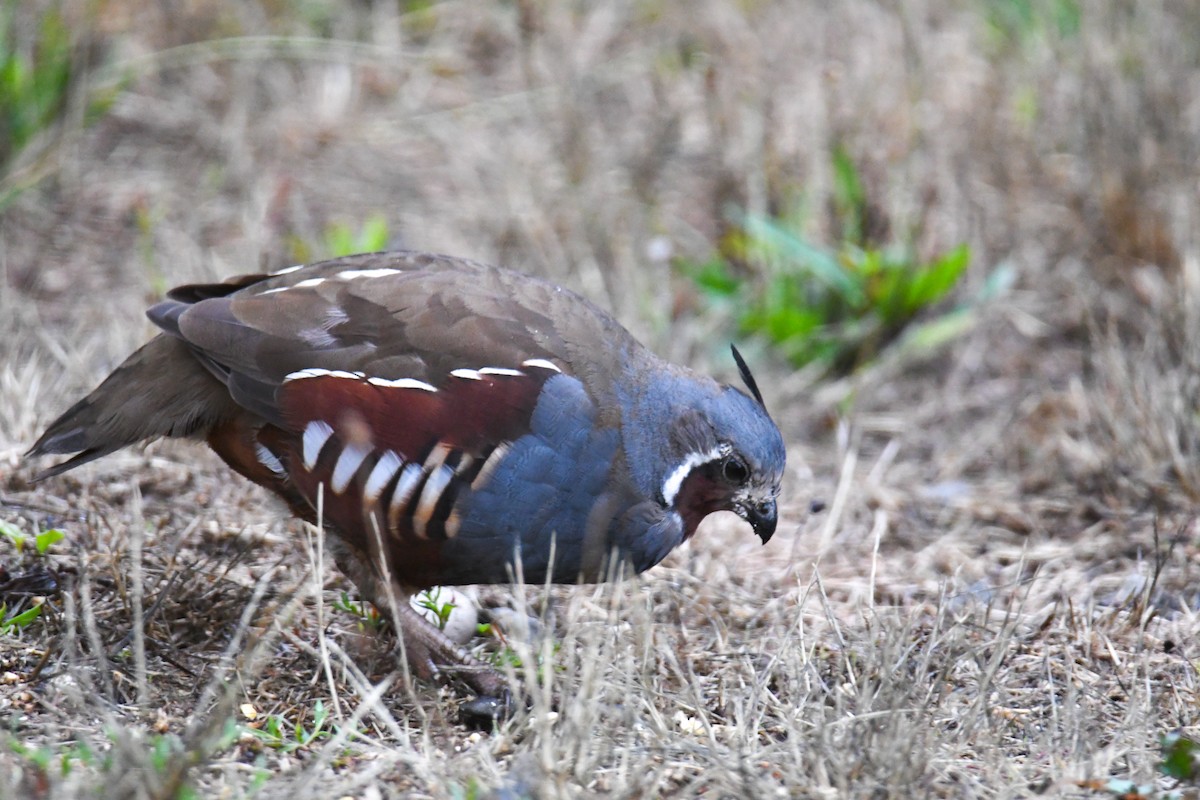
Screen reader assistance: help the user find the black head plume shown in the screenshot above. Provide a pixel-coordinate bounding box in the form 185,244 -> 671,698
730,344 -> 766,410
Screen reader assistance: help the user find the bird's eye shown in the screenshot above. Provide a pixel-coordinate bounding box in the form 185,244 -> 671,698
722,457 -> 749,485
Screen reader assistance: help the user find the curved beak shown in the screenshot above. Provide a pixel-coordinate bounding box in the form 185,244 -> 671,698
742,500 -> 777,545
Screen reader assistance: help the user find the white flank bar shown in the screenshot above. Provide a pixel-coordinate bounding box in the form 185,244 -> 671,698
521,358 -> 561,372
471,443 -> 510,490
413,465 -> 455,539
363,450 -> 404,502
337,268 -> 402,280
389,463 -> 425,530
367,376 -> 437,391
302,420 -> 336,470
285,368 -> 364,382
422,442 -> 453,473
331,442 -> 372,494
254,443 -> 286,476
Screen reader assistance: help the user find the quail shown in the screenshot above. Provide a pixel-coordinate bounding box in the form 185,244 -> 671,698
28,251 -> 786,702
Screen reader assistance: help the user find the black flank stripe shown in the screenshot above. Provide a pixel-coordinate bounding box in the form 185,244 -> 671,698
411,438 -> 439,467
442,449 -> 464,473
401,469 -> 435,528
352,449 -> 381,503
376,458 -> 405,505
424,449 -> 466,540
457,445 -> 490,485
313,433 -> 342,484
427,476 -> 463,540
378,460 -> 407,536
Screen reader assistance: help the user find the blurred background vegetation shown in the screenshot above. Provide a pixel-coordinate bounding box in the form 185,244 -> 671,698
5,0 -> 1195,384
3,0 -> 1200,796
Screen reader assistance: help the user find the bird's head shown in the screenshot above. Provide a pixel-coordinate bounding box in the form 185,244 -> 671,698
655,347 -> 785,543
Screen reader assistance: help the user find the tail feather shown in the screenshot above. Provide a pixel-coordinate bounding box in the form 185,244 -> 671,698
26,334 -> 238,479
27,447 -> 123,481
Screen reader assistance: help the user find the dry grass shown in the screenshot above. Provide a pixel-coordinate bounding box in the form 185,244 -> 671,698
2,0 -> 1200,797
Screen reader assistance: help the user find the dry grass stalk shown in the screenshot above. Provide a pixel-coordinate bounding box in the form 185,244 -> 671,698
3,0 -> 1200,797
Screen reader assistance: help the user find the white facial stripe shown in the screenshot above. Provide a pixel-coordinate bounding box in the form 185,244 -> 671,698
260,286 -> 289,295
367,376 -> 437,391
363,450 -> 403,502
472,443 -> 510,490
337,268 -> 401,280
661,446 -> 725,507
389,463 -> 424,528
450,368 -> 482,380
330,442 -> 372,494
269,264 -> 304,276
255,443 -> 285,476
521,358 -> 561,373
413,465 -> 454,539
302,421 -> 335,470
478,367 -> 524,377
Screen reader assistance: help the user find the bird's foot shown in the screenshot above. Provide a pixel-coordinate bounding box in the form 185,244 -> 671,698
394,600 -> 514,723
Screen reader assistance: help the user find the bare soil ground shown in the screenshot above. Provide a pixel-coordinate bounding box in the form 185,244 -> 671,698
2,1 -> 1199,797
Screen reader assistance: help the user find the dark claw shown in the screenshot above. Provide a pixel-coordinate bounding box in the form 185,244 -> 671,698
459,690 -> 515,727
0,564 -> 60,598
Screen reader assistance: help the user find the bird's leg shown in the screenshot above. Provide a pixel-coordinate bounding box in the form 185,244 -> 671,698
326,536 -> 511,716
394,600 -> 509,700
